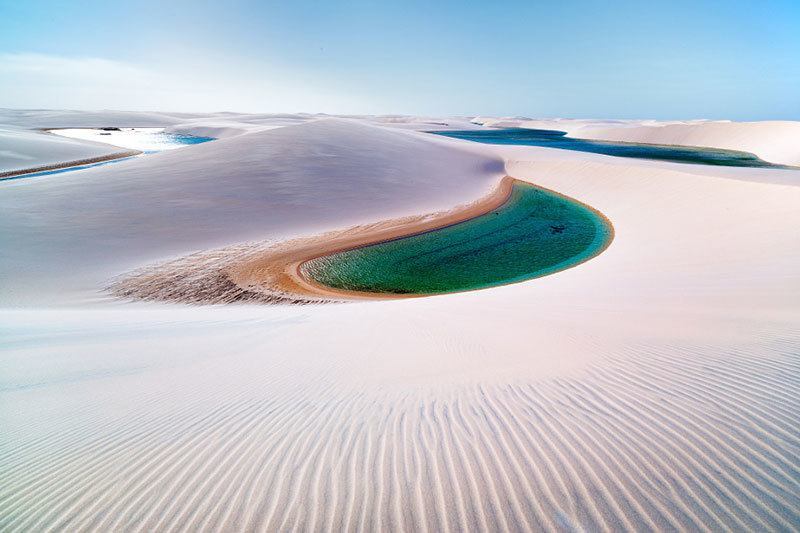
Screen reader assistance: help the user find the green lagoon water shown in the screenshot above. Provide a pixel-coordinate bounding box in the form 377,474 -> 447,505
303,181 -> 612,295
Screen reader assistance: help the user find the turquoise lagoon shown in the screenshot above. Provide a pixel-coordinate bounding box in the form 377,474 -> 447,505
302,181 -> 612,295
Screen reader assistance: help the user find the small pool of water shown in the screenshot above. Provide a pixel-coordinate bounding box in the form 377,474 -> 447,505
51,128 -> 214,153
302,181 -> 612,296
431,128 -> 787,168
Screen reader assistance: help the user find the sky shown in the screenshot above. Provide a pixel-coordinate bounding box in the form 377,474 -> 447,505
1,0 -> 798,119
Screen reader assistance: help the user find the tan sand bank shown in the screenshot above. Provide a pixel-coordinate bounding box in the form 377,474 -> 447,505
0,150 -> 141,179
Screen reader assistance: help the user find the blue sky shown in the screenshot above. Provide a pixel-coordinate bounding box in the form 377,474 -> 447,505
1,0 -> 798,119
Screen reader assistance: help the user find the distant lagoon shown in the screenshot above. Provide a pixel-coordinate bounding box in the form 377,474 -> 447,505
432,128 -> 788,168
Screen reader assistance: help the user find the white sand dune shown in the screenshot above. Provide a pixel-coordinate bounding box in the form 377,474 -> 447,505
1,112 -> 799,531
0,119 -> 503,305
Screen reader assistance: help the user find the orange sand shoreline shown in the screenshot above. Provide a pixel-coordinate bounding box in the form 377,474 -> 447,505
230,176 -> 615,302
229,176 -> 515,301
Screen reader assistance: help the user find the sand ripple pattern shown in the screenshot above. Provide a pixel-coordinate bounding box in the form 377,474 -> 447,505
1,327 -> 798,532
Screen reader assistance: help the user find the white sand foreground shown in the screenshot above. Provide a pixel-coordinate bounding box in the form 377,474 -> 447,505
1,112 -> 799,531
